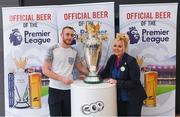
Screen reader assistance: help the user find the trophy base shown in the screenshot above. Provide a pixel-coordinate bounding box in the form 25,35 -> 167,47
14,101 -> 30,109
84,76 -> 102,84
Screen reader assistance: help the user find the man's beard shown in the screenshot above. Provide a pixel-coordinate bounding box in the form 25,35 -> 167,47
63,39 -> 72,45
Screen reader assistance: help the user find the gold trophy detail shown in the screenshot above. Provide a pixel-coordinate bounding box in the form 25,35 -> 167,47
81,22 -> 107,84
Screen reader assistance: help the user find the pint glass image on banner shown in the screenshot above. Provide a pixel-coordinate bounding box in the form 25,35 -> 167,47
29,72 -> 42,108
144,71 -> 158,107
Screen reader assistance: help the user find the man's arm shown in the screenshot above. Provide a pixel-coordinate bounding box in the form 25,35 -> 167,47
42,59 -> 73,85
75,62 -> 89,76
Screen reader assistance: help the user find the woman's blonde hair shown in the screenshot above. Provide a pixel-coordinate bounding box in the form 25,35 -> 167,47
114,32 -> 129,50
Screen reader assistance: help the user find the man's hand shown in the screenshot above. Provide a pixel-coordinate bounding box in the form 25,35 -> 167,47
79,74 -> 86,80
107,78 -> 117,84
62,77 -> 73,85
75,63 -> 89,76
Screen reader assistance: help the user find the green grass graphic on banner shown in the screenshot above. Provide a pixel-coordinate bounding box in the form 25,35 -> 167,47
157,85 -> 175,95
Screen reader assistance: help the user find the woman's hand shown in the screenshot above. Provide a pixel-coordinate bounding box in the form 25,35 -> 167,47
107,78 -> 117,84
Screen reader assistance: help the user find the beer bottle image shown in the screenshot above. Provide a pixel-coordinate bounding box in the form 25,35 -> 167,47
8,73 -> 15,108
29,72 -> 42,108
144,71 -> 158,107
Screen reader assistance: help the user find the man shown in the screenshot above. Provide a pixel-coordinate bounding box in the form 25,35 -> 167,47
42,26 -> 89,116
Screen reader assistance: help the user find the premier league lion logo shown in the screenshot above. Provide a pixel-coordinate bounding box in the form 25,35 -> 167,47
127,27 -> 140,44
9,29 -> 23,46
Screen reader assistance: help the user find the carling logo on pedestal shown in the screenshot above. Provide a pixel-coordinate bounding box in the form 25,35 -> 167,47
81,101 -> 104,115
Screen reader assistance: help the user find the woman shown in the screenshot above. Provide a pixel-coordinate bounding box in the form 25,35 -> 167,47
100,32 -> 147,116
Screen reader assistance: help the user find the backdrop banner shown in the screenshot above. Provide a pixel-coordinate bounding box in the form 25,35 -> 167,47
119,3 -> 178,116
57,2 -> 115,79
2,6 -> 58,116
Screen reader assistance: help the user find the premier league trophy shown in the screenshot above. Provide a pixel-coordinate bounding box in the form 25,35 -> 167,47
13,57 -> 30,108
80,22 -> 107,84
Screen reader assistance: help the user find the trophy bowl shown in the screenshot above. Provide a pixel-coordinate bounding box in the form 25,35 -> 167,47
84,35 -> 102,84
14,71 -> 30,108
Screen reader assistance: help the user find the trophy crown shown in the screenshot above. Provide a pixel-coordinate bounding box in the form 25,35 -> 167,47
14,57 -> 28,70
136,56 -> 144,67
85,23 -> 100,37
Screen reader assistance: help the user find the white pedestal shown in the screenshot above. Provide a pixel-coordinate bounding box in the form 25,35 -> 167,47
71,80 -> 117,116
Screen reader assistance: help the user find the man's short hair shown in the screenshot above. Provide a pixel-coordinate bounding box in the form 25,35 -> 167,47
62,26 -> 75,33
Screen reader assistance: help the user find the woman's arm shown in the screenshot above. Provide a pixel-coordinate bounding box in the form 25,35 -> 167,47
99,55 -> 114,79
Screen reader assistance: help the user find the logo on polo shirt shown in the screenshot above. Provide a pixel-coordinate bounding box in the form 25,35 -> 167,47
68,57 -> 74,65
